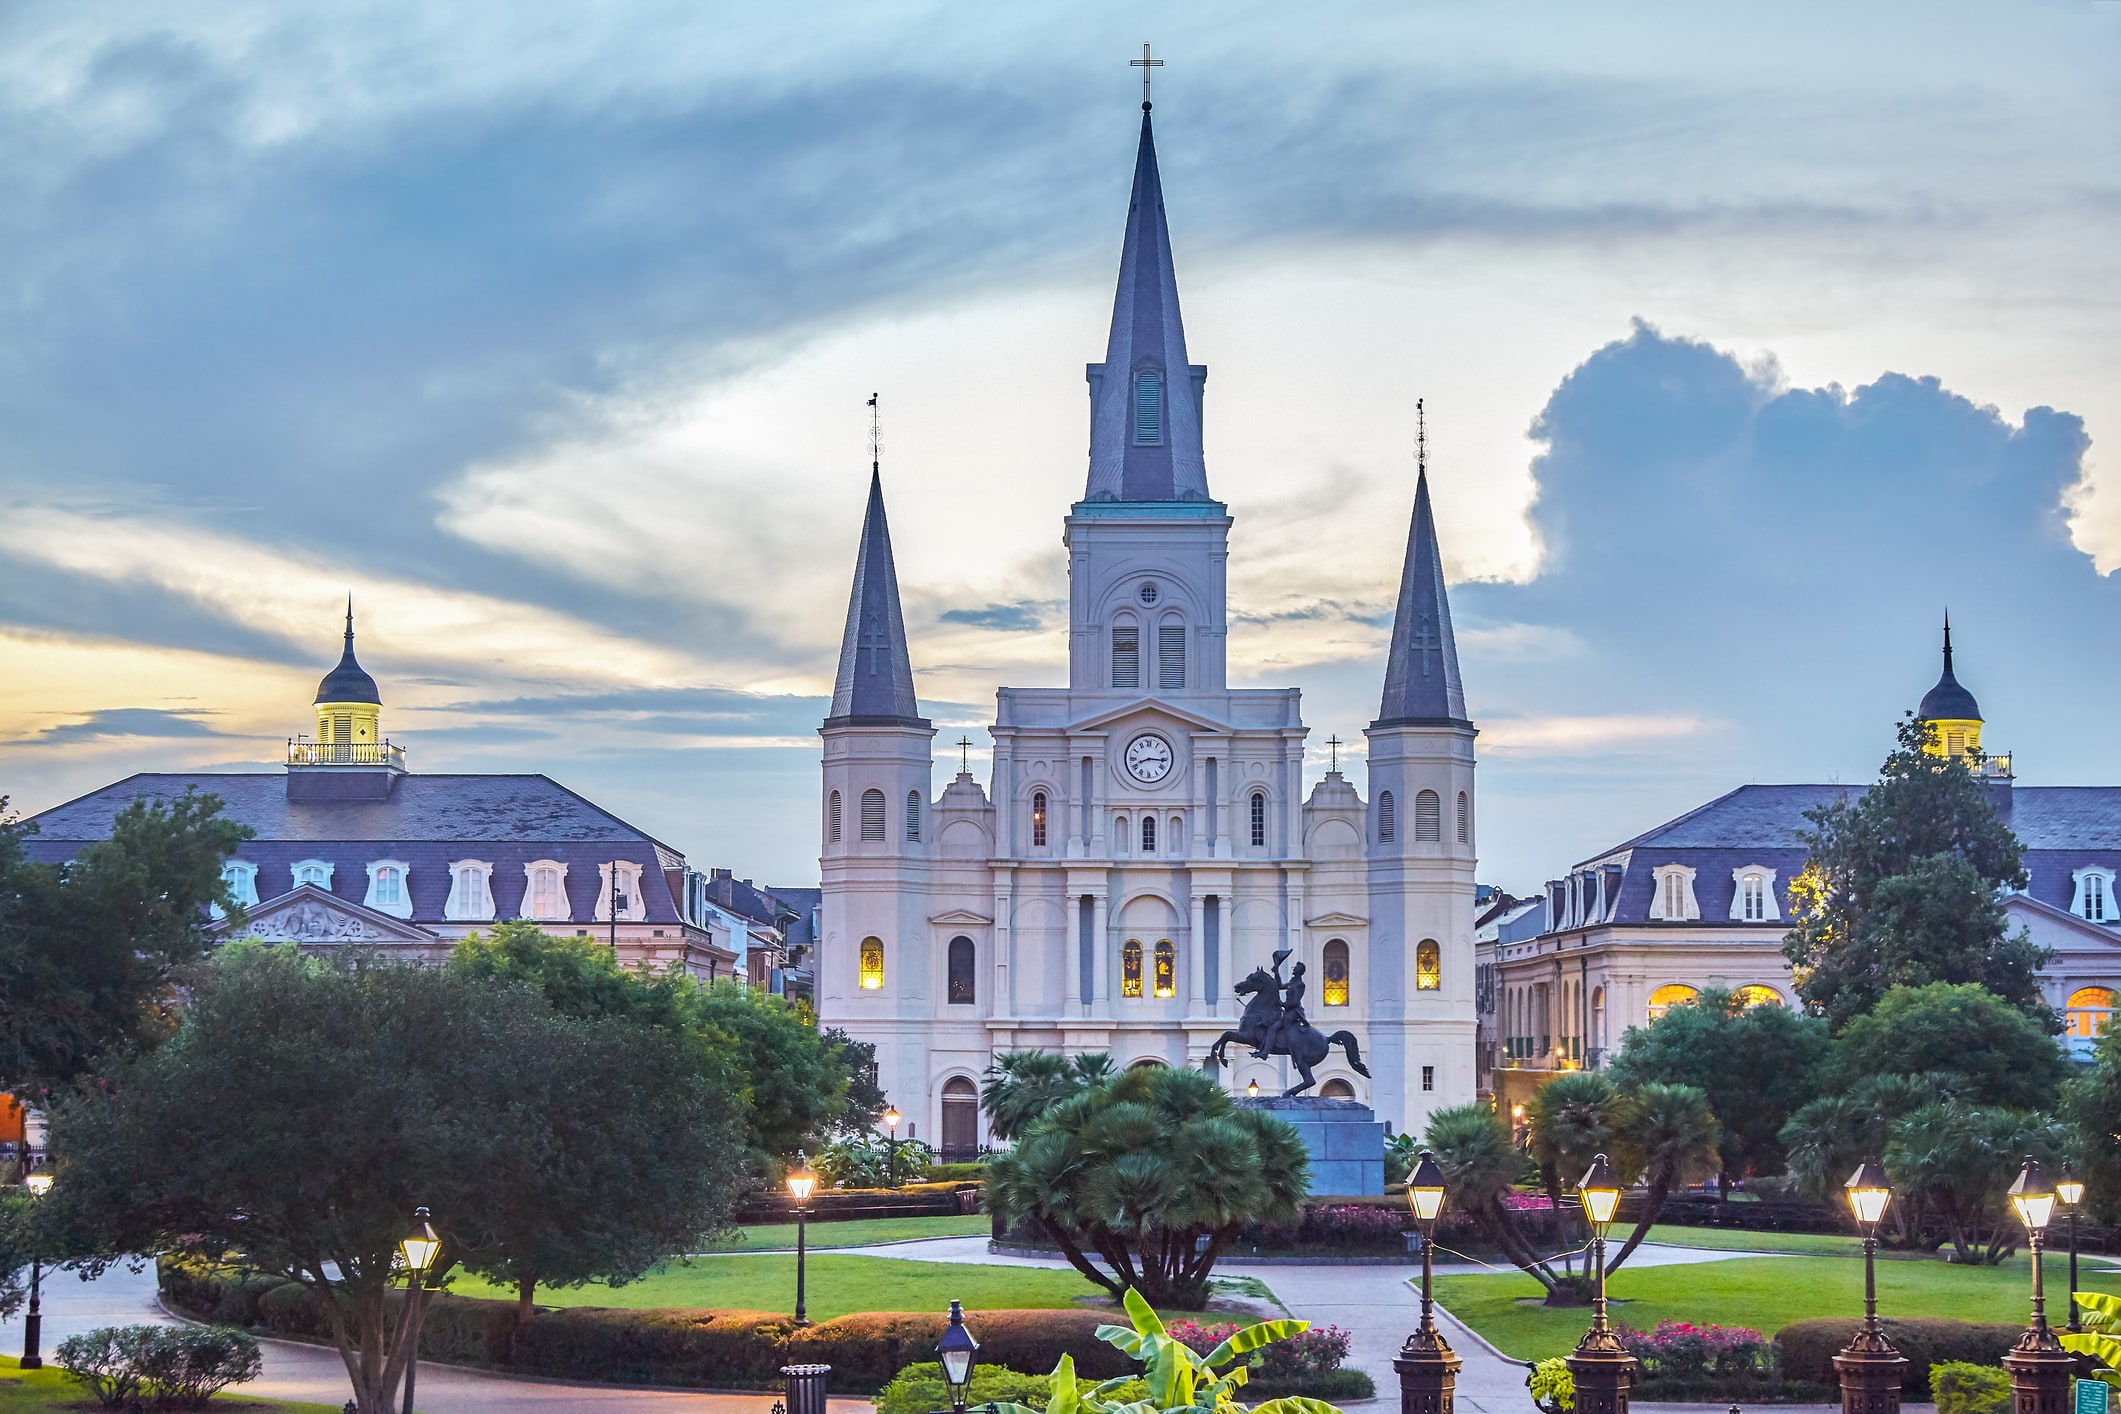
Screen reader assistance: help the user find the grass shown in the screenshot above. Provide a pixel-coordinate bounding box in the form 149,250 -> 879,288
1642,1225 -> 1866,1256
1434,1253 -> 2121,1361
445,1253 -> 1229,1324
703,1214 -> 991,1251
0,1355 -> 342,1412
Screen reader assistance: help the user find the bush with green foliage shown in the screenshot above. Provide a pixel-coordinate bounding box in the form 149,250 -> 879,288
2061,1291 -> 2121,1397
816,1133 -> 936,1189
56,1324 -> 262,1410
1775,1317 -> 2024,1394
1527,1357 -> 1573,1414
1931,1362 -> 2012,1414
1830,982 -> 2067,1111
873,1361 -> 1135,1414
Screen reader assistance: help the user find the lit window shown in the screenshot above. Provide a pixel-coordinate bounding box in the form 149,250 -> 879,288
1378,791 -> 1395,842
1158,624 -> 1185,691
2075,869 -> 2117,923
444,860 -> 495,922
1456,792 -> 1469,845
1732,985 -> 1783,1009
1647,983 -> 1699,1021
906,790 -> 923,843
2068,986 -> 2114,1039
861,789 -> 886,841
524,861 -> 570,922
947,936 -> 976,1005
1031,792 -> 1048,847
1322,939 -> 1350,1006
1741,875 -> 1765,921
1250,792 -> 1267,848
859,936 -> 885,990
1416,939 -> 1441,991
1112,624 -> 1140,689
1142,815 -> 1157,853
1122,939 -> 1144,997
828,790 -> 842,843
1415,790 -> 1441,842
1154,940 -> 1176,998
292,858 -> 334,890
364,860 -> 412,919
1134,368 -> 1163,444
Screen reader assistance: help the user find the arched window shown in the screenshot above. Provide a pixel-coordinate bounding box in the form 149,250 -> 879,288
860,789 -> 886,841
1378,791 -> 1395,842
1647,983 -> 1698,1021
1320,1078 -> 1355,1100
1134,367 -> 1164,444
1732,985 -> 1783,1009
906,790 -> 923,843
1739,873 -> 1767,921
524,861 -> 569,921
859,936 -> 886,990
1415,790 -> 1441,842
1415,939 -> 1441,991
1591,986 -> 1607,1052
941,1076 -> 980,1161
2069,986 -> 2115,1039
947,936 -> 976,1005
1158,621 -> 1185,690
1322,939 -> 1350,1006
444,860 -> 495,922
829,790 -> 843,843
2075,868 -> 2117,923
1122,939 -> 1144,998
1250,792 -> 1267,848
293,858 -> 335,890
1153,940 -> 1176,998
1112,621 -> 1140,689
1456,791 -> 1470,844
219,860 -> 259,909
1031,792 -> 1048,847
1141,815 -> 1158,853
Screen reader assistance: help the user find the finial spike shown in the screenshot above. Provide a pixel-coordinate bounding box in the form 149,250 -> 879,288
868,393 -> 881,477
1416,398 -> 1427,478
344,594 -> 355,649
1943,609 -> 1953,673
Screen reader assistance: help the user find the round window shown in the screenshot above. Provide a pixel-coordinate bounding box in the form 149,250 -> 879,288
1139,581 -> 1160,604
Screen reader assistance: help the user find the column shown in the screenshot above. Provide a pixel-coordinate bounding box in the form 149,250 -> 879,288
1092,891 -> 1111,1007
1065,892 -> 1085,1009
993,880 -> 1012,1019
1188,887 -> 1208,1016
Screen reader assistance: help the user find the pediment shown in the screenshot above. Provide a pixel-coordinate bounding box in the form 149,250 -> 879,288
2006,893 -> 2121,948
929,909 -> 995,926
1306,910 -> 1369,928
220,884 -> 438,946
1068,698 -> 1230,735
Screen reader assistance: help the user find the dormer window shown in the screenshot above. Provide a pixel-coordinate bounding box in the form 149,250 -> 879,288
1650,864 -> 1700,922
1134,368 -> 1164,445
1728,866 -> 1781,923
292,858 -> 334,890
211,860 -> 259,920
524,861 -> 571,922
364,860 -> 412,919
597,861 -> 646,922
2074,867 -> 2118,923
445,860 -> 495,921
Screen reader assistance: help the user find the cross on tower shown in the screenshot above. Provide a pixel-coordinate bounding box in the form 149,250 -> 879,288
957,736 -> 973,772
1326,734 -> 1343,771
860,609 -> 889,675
1411,615 -> 1441,678
1130,43 -> 1163,107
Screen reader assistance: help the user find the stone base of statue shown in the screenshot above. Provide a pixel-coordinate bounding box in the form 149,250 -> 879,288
1236,1096 -> 1384,1195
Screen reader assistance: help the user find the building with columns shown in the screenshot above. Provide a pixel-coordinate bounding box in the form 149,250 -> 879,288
816,102 -> 1479,1156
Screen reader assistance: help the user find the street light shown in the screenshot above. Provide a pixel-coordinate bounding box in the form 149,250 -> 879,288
1395,1150 -> 1459,1414
883,1107 -> 902,1189
1246,1079 -> 1259,1098
2056,1166 -> 2086,1332
1833,1158 -> 1906,1414
1565,1154 -> 1635,1414
398,1207 -> 440,1414
937,1299 -> 980,1414
787,1151 -> 819,1327
2001,1157 -> 2073,1414
19,1170 -> 52,1370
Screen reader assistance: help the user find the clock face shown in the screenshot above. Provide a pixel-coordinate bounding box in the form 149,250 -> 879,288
1125,733 -> 1174,784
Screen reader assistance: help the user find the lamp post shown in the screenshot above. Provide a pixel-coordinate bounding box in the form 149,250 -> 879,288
2056,1166 -> 2085,1333
1565,1154 -> 1636,1414
1247,1079 -> 1259,1098
787,1151 -> 818,1327
1833,1158 -> 1906,1414
2002,1157 -> 2074,1414
1395,1150 -> 1460,1414
937,1299 -> 980,1414
398,1207 -> 440,1414
19,1170 -> 52,1369
883,1107 -> 902,1189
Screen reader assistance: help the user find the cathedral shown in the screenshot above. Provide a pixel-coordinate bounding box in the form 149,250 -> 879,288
816,103 -> 1478,1154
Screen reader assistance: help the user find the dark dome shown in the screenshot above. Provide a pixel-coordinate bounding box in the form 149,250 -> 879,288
315,604 -> 382,705
1919,668 -> 1980,722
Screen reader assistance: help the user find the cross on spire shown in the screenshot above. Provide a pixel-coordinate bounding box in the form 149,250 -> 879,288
1411,615 -> 1441,677
1326,734 -> 1343,771
1131,42 -> 1163,108
957,736 -> 973,772
868,392 -> 882,475
860,610 -> 888,674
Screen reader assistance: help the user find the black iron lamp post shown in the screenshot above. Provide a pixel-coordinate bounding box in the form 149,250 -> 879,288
398,1207 -> 440,1414
937,1299 -> 980,1414
1833,1158 -> 1907,1414
883,1107 -> 902,1189
1565,1154 -> 1636,1414
2002,1157 -> 2075,1414
19,1170 -> 51,1369
787,1151 -> 819,1327
1395,1150 -> 1460,1414
2056,1166 -> 2086,1332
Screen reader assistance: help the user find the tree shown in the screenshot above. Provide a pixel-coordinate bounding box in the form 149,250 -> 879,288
1829,982 -> 2067,1111
1604,1082 -> 1720,1272
2064,1025 -> 2121,1225
1884,1100 -> 2064,1264
1423,1103 -> 1574,1302
37,944 -> 746,1412
1783,715 -> 2052,1031
685,982 -> 849,1162
821,1027 -> 886,1135
1778,1072 -> 1940,1238
1524,1072 -> 1615,1276
986,1065 -> 1307,1307
980,1050 -> 1115,1142
0,791 -> 250,1094
1606,988 -> 1830,1191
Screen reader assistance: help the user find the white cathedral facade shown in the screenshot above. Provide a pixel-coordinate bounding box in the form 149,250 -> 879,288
817,104 -> 1477,1157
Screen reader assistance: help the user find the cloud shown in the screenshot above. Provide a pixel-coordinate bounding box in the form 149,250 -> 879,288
21,707 -> 230,744
937,602 -> 1058,633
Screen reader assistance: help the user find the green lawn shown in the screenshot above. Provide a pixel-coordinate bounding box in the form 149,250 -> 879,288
1435,1254 -> 2121,1361
704,1214 -> 991,1251
447,1253 -> 1180,1323
0,1355 -> 341,1412
1642,1225 -> 1866,1256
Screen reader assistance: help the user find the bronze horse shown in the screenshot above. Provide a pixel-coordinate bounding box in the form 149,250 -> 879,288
1208,966 -> 1371,1097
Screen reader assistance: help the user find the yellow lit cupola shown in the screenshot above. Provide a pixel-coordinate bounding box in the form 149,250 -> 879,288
288,599 -> 404,799
1918,614 -> 1985,760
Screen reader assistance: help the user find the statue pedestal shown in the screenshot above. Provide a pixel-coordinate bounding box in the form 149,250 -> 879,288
1238,1096 -> 1385,1195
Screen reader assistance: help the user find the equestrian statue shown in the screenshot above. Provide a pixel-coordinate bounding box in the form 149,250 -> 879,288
1208,948 -> 1371,1097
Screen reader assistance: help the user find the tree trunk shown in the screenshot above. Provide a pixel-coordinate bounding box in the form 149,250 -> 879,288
1477,1198 -> 1561,1293
1607,1171 -> 1674,1274
517,1273 -> 538,1323
1037,1216 -> 1124,1296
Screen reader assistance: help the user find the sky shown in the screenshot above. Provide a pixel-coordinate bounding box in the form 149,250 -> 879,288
2,2 -> 2118,891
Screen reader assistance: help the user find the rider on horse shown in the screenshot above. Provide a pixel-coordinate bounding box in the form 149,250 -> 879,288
1251,954 -> 1309,1059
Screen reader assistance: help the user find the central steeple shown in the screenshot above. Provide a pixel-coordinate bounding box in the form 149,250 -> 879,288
1082,105 -> 1210,504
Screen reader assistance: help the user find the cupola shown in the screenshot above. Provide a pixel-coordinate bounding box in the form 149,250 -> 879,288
1918,615 -> 1984,759
288,599 -> 405,800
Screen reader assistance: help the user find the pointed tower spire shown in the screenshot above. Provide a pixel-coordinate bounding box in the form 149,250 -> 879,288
1083,99 -> 1209,504
1919,609 -> 1982,723
316,595 -> 381,706
827,397 -> 926,726
1375,401 -> 1468,727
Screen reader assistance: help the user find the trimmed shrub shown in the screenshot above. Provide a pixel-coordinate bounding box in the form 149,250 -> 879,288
1619,1320 -> 1770,1379
873,1361 -> 1116,1414
924,1163 -> 989,1182
1777,1318 -> 2023,1395
1933,1361 -> 2013,1414
56,1327 -> 156,1408
55,1325 -> 261,1410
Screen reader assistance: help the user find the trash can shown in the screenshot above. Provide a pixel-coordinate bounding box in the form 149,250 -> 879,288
782,1362 -> 832,1414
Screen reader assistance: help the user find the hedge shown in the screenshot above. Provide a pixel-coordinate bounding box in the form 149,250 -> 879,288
160,1259 -> 1132,1394
1775,1318 -> 2025,1395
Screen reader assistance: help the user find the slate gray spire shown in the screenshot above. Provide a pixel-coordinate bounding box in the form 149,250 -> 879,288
827,465 -> 926,727
1083,107 -> 1210,504
315,595 -> 381,705
1375,418 -> 1468,728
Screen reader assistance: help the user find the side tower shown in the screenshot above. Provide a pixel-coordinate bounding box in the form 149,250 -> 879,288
1364,423 -> 1478,1127
818,462 -> 936,1111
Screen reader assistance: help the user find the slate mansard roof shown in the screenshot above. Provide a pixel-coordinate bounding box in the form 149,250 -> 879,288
1549,782 -> 2121,930
23,772 -> 688,927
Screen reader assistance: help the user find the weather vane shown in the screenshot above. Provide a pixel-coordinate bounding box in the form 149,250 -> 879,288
1131,43 -> 1163,108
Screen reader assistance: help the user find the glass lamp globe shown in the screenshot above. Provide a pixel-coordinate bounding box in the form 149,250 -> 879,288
1407,1151 -> 1447,1226
2007,1157 -> 2056,1231
24,1172 -> 52,1197
1843,1158 -> 1892,1228
1578,1154 -> 1622,1230
937,1299 -> 979,1393
786,1151 -> 819,1205
2057,1167 -> 2086,1208
399,1208 -> 440,1274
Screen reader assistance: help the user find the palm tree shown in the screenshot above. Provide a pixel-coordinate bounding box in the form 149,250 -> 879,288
1606,1082 -> 1720,1272
1424,1103 -> 1567,1298
980,1049 -> 1114,1142
1525,1072 -> 1616,1277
